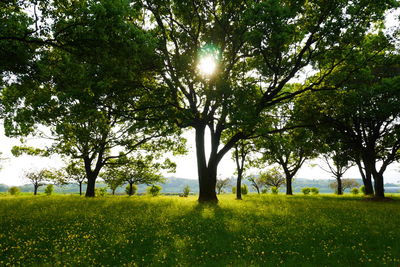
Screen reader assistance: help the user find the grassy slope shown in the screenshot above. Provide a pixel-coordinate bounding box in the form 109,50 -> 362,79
0,194 -> 399,266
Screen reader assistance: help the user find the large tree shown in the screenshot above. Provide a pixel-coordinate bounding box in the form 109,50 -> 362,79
297,34 -> 400,198
2,0 -> 182,197
145,0 -> 394,202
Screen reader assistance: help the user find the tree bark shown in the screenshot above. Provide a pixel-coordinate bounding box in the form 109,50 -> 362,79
85,175 -> 96,197
356,159 -> 374,195
196,126 -> 218,203
336,175 -> 343,195
236,172 -> 242,200
372,171 -> 385,198
34,184 -> 38,195
286,177 -> 293,195
128,182 -> 134,196
79,182 -> 82,196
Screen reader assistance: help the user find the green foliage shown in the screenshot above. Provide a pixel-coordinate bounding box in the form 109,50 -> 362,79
241,184 -> 248,195
360,186 -> 366,195
182,185 -> 190,197
301,188 -> 311,195
147,185 -> 162,196
351,188 -> 360,195
125,184 -> 138,196
310,187 -> 319,195
259,167 -> 286,189
232,186 -> 237,194
44,185 -> 54,196
270,186 -> 279,195
95,187 -> 108,197
261,188 -> 268,194
8,186 -> 20,196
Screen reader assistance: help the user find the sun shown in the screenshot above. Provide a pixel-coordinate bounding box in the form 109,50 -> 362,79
198,55 -> 217,76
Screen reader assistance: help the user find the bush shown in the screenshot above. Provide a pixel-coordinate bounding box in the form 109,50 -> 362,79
351,188 -> 359,195
8,186 -> 20,196
241,184 -> 248,195
147,185 -> 162,196
360,186 -> 366,195
310,187 -> 319,195
125,184 -> 138,195
95,187 -> 107,197
232,186 -> 236,194
261,188 -> 268,194
182,185 -> 190,197
270,186 -> 279,194
44,184 -> 54,196
301,187 -> 311,195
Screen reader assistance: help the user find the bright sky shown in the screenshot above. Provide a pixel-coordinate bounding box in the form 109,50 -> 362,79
1,8 -> 399,186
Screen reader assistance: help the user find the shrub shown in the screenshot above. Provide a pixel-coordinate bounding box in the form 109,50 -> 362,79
182,185 -> 190,197
147,185 -> 162,196
351,188 -> 359,195
310,187 -> 319,195
261,188 -> 268,194
232,186 -> 236,194
241,184 -> 248,195
8,186 -> 20,196
44,184 -> 54,196
271,186 -> 279,194
360,186 -> 366,195
95,187 -> 108,197
301,187 -> 311,195
125,184 -> 138,196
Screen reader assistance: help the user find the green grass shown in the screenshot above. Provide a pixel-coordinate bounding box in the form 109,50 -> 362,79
0,194 -> 399,266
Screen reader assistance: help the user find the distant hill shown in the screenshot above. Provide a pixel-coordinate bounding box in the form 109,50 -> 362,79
1,177 -> 399,194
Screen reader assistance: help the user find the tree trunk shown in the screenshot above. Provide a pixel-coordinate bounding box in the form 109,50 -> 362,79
85,174 -> 96,197
112,189 -> 116,195
286,178 -> 293,195
129,182 -> 134,196
356,159 -> 374,195
34,184 -> 38,195
79,182 -> 82,196
373,172 -> 385,198
196,126 -> 218,203
236,170 -> 242,200
336,175 -> 343,195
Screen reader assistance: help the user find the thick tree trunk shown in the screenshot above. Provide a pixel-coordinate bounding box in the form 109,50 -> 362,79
196,126 -> 218,203
34,184 -> 38,195
286,178 -> 293,195
373,172 -> 385,198
112,189 -> 116,195
356,159 -> 374,195
128,182 -> 134,196
85,174 -> 96,197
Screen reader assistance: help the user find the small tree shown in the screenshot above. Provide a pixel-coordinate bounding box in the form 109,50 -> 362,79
147,185 -> 162,196
260,168 -> 286,190
95,187 -> 107,197
270,186 -> 279,195
351,188 -> 359,195
248,176 -> 265,194
360,186 -> 366,195
24,169 -> 53,195
330,179 -> 360,193
182,185 -> 190,197
216,178 -> 231,195
64,161 -> 87,196
8,186 -> 20,195
301,188 -> 311,195
44,184 -> 54,196
310,187 -> 319,195
232,186 -> 237,194
125,184 -> 138,196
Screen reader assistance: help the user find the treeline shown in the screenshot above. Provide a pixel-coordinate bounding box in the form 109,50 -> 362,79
1,0 -> 399,202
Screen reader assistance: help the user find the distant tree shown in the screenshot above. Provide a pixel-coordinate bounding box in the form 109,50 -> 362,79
125,184 -> 138,196
241,184 -> 248,195
44,184 -> 54,196
24,169 -> 53,195
101,170 -> 124,195
182,185 -> 191,197
147,185 -> 162,196
64,161 -> 86,196
330,179 -> 360,193
216,178 -> 231,195
247,176 -> 265,194
260,168 -> 286,190
8,186 -> 20,196
231,140 -> 255,200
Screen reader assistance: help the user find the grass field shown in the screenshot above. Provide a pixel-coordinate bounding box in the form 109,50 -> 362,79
0,194 -> 399,266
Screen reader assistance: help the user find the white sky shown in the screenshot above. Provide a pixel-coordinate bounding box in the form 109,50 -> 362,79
1,8 -> 399,186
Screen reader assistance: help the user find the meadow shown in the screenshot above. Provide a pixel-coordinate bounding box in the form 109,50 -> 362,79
0,194 -> 399,266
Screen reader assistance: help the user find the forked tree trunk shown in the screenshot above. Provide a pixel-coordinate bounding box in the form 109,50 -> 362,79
356,159 -> 374,195
196,126 -> 218,203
